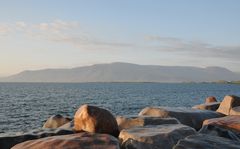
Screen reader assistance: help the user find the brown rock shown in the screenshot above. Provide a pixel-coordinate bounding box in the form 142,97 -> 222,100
12,132 -> 120,149
139,106 -> 223,130
43,114 -> 71,129
0,128 -> 75,149
203,115 -> 240,132
230,106 -> 240,115
192,102 -> 220,111
74,104 -> 119,137
205,96 -> 217,103
173,134 -> 240,149
216,95 -> 240,115
119,124 -> 196,149
199,124 -> 240,141
116,115 -> 180,131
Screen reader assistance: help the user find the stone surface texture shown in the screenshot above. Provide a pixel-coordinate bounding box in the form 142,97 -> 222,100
43,114 -> 71,129
12,132 -> 120,149
74,104 -> 119,137
116,115 -> 180,131
119,124 -> 196,149
216,95 -> 240,115
139,106 -> 223,130
173,134 -> 240,149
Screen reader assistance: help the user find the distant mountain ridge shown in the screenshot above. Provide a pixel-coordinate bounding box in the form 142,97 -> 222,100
1,62 -> 240,82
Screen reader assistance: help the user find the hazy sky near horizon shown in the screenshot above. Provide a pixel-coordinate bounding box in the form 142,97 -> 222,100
1,0 -> 240,76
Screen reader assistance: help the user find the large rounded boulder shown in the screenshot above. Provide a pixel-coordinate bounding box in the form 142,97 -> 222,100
74,104 -> 119,137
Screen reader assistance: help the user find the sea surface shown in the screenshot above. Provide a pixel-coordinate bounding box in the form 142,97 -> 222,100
0,82 -> 240,134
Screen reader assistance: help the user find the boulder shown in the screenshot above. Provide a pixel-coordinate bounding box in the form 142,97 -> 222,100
119,124 -> 196,149
12,132 -> 120,149
192,102 -> 220,111
205,96 -> 217,103
0,128 -> 75,149
116,115 -> 180,131
59,120 -> 74,129
199,124 -> 240,141
43,114 -> 71,129
230,106 -> 240,115
173,134 -> 240,149
216,95 -> 240,115
203,115 -> 240,132
74,104 -> 119,137
139,106 -> 223,130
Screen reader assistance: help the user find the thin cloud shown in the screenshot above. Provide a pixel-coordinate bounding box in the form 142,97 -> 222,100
145,35 -> 240,60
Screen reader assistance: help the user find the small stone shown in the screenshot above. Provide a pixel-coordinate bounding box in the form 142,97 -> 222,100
205,96 -> 217,103
43,114 -> 71,129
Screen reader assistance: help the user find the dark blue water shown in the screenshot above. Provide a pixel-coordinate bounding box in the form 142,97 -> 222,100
0,83 -> 240,133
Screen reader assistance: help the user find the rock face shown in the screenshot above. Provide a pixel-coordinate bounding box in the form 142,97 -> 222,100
139,107 -> 223,130
205,96 -> 217,103
43,114 -> 71,129
0,128 -> 75,149
12,132 -> 120,149
119,124 -> 196,149
216,95 -> 240,115
116,116 -> 180,131
203,115 -> 240,132
74,104 -> 119,137
199,124 -> 240,141
230,106 -> 240,115
192,102 -> 220,111
173,134 -> 240,149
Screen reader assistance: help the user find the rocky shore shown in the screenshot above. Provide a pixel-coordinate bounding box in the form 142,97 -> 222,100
1,95 -> 240,149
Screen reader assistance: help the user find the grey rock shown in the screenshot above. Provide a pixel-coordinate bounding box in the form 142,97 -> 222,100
119,124 -> 196,149
173,134 -> 240,149
139,106 -> 223,130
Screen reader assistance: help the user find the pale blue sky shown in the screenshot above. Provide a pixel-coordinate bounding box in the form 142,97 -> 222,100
0,0 -> 240,76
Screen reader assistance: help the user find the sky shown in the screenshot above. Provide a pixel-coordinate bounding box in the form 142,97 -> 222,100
0,0 -> 240,76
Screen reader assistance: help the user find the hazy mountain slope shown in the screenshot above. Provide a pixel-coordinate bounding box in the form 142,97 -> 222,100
1,62 -> 240,82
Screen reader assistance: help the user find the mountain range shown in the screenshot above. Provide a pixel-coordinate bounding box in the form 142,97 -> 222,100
1,62 -> 240,83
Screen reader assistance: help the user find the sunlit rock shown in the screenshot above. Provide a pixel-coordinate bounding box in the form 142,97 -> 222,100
12,132 -> 120,149
43,114 -> 71,129
116,115 -> 180,131
74,104 -> 119,137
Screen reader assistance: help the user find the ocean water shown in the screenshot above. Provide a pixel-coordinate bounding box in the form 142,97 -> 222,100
0,82 -> 240,134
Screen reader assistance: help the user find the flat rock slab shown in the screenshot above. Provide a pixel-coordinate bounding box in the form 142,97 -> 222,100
0,128 -> 75,149
119,124 -> 196,149
116,115 -> 180,131
12,132 -> 120,149
173,134 -> 240,149
192,102 -> 220,111
139,106 -> 223,130
203,115 -> 240,132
